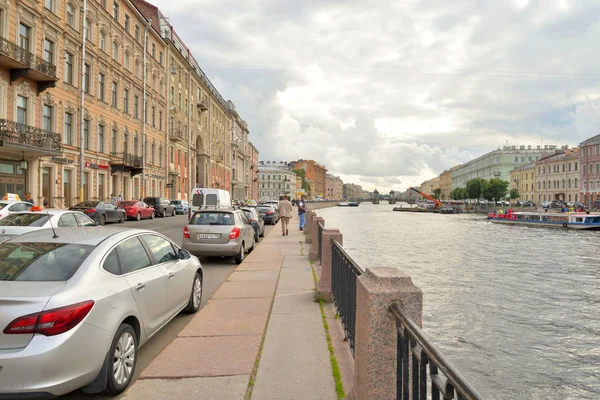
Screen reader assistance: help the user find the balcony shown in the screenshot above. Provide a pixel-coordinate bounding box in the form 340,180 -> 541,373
110,152 -> 143,176
0,36 -> 57,94
0,119 -> 61,156
169,129 -> 187,142
197,97 -> 208,111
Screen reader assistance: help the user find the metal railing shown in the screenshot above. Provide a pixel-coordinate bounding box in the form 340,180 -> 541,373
331,239 -> 363,355
317,221 -> 324,262
390,303 -> 484,400
0,36 -> 57,78
0,119 -> 61,152
169,129 -> 187,141
110,152 -> 143,167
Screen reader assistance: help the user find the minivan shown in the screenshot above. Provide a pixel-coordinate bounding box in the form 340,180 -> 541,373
143,197 -> 176,217
189,188 -> 232,218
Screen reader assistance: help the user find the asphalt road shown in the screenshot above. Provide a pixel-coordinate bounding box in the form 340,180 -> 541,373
59,214 -> 274,399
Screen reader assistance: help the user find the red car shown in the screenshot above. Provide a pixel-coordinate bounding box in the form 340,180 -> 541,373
118,201 -> 155,221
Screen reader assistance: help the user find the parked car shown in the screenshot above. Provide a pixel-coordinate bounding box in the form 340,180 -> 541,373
0,200 -> 34,220
182,208 -> 255,264
550,200 -> 565,208
0,226 -> 203,398
171,200 -> 190,215
541,201 -> 552,208
261,201 -> 279,212
144,197 -> 176,218
256,205 -> 279,225
0,209 -> 96,242
118,201 -> 155,221
241,207 -> 265,241
69,201 -> 126,225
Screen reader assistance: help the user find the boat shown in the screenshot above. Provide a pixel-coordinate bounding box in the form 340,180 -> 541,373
487,211 -> 600,229
338,202 -> 349,207
348,202 -> 359,207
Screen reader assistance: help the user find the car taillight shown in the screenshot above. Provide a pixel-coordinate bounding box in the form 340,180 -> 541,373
3,300 -> 94,336
183,226 -> 190,239
229,227 -> 241,239
266,211 -> 274,215
84,208 -> 96,214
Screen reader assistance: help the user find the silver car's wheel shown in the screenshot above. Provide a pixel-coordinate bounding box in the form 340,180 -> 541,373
106,324 -> 137,394
184,272 -> 202,313
234,243 -> 245,264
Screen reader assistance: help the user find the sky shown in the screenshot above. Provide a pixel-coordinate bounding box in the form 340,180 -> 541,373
151,0 -> 600,193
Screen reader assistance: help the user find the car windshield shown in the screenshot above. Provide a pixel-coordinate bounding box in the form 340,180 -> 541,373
144,198 -> 158,205
171,200 -> 181,205
119,201 -> 136,206
0,203 -> 7,210
0,213 -> 50,227
257,206 -> 273,212
0,242 -> 94,281
190,212 -> 235,225
243,210 -> 254,219
73,201 -> 98,208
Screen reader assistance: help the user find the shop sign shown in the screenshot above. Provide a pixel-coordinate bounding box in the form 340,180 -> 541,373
85,161 -> 109,170
52,156 -> 74,164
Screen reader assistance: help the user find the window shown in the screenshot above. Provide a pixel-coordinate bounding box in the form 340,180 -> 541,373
514,157 -> 518,162
134,95 -> 139,118
66,4 -> 75,27
98,125 -> 105,153
151,43 -> 156,58
111,81 -> 118,108
83,119 -> 90,150
142,235 -> 177,264
159,51 -> 163,65
135,59 -> 140,78
111,128 -> 117,153
112,1 -> 119,20
124,51 -> 130,69
84,18 -> 92,41
99,30 -> 106,51
103,249 -> 121,275
58,213 -> 78,227
98,73 -> 105,101
170,86 -> 174,103
43,39 -> 54,64
159,111 -> 162,130
123,89 -> 129,114
17,96 -> 27,125
45,0 -> 55,11
152,143 -> 156,165
43,105 -> 53,132
151,106 -> 155,127
19,23 -> 30,50
118,237 -> 152,273
112,41 -> 119,61
134,25 -> 140,42
74,213 -> 95,227
64,112 -> 73,145
83,64 -> 91,93
124,14 -> 130,32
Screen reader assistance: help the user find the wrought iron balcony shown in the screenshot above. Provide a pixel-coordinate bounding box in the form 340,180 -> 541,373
0,36 -> 58,94
169,129 -> 187,142
0,119 -> 61,156
110,152 -> 143,168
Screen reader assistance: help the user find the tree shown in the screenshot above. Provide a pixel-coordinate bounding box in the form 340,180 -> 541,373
466,178 -> 487,200
510,189 -> 520,201
482,179 -> 509,202
433,188 -> 442,200
294,169 -> 311,194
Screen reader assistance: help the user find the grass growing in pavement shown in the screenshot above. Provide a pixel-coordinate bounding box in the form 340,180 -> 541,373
310,260 -> 346,399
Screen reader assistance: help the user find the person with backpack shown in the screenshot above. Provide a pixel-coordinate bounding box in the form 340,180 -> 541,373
298,195 -> 307,231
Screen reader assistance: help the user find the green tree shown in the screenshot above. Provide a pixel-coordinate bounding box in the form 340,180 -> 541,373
466,178 -> 487,200
433,188 -> 442,199
509,189 -> 520,201
482,179 -> 509,202
294,169 -> 311,194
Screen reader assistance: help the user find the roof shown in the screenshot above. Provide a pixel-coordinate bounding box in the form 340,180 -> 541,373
10,226 -> 156,246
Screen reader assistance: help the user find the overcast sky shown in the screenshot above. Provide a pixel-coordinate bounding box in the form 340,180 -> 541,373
152,0 -> 600,193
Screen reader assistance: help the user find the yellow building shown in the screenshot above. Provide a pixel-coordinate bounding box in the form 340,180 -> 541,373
438,170 -> 452,200
509,163 -> 536,202
535,148 -> 580,203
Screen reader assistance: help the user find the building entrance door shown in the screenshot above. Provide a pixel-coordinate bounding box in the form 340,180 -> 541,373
0,161 -> 26,200
42,167 -> 52,206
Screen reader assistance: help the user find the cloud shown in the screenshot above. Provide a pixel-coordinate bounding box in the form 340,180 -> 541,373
151,0 -> 600,192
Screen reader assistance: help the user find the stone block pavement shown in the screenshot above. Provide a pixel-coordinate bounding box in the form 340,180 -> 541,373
122,221 -> 339,400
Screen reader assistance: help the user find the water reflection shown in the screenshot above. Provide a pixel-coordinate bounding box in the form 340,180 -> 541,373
317,202 -> 600,400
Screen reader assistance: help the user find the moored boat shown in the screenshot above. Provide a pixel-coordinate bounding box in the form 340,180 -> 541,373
487,211 -> 600,229
338,202 -> 349,207
348,202 -> 359,207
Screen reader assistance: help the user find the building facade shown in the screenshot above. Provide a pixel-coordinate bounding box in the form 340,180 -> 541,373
228,101 -> 248,201
535,148 -> 579,203
579,134 -> 600,205
325,174 -> 343,200
509,163 -> 536,202
438,170 -> 452,200
342,183 -> 363,200
420,177 -> 439,196
293,159 -> 327,198
247,142 -> 258,200
257,166 -> 295,201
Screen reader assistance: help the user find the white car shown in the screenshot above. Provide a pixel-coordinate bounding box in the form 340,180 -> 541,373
0,200 -> 34,220
0,209 -> 96,242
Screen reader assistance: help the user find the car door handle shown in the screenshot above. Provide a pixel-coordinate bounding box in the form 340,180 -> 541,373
167,272 -> 174,280
135,283 -> 145,291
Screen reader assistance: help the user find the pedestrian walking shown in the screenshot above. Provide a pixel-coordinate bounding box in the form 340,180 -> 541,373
298,195 -> 307,231
24,192 -> 34,205
278,195 -> 293,236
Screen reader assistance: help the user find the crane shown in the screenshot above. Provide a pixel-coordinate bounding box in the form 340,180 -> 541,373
409,187 -> 442,209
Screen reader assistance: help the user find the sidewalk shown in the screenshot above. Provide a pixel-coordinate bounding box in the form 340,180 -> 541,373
122,221 -> 337,400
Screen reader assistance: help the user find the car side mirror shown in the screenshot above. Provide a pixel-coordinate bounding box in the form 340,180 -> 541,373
178,249 -> 191,260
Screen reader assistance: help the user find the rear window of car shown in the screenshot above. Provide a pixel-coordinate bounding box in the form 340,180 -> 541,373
190,212 -> 235,225
171,200 -> 181,205
0,213 -> 50,227
257,206 -> 273,211
120,201 -> 136,206
143,198 -> 158,205
73,201 -> 98,208
0,243 -> 94,281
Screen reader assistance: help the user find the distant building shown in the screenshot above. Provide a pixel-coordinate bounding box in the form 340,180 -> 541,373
293,160 -> 327,198
420,177 -> 440,196
579,135 -> 600,205
342,183 -> 363,200
535,148 -> 580,203
248,143 -> 259,200
257,166 -> 296,201
325,174 -> 343,200
509,163 -> 536,202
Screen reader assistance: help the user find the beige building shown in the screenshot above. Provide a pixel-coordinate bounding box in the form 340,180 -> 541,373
420,177 -> 440,196
509,163 -> 536,202
247,142 -> 258,200
342,183 -> 363,200
325,174 -> 343,200
228,101 -> 249,201
535,148 -> 580,203
438,170 -> 452,200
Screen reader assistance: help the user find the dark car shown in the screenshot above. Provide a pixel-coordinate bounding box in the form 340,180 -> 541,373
256,205 -> 278,225
242,207 -> 265,241
143,197 -> 176,218
69,201 -> 126,225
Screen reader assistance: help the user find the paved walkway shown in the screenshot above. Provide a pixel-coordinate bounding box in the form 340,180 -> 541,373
122,222 -> 337,400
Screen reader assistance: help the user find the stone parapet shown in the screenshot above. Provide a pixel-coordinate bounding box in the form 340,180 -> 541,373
316,229 -> 342,302
305,211 -> 316,243
308,217 -> 324,261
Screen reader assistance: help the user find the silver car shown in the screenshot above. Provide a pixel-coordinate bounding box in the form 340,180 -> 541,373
182,209 -> 255,264
0,209 -> 96,242
0,200 -> 34,220
0,227 -> 203,398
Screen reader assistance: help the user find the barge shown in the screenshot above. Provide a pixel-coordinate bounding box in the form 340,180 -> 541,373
487,211 -> 600,229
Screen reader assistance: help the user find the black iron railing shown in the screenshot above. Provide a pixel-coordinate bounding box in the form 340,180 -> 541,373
0,119 -> 61,152
331,239 -> 363,355
317,221 -> 324,263
0,36 -> 57,78
390,302 -> 484,400
110,152 -> 143,167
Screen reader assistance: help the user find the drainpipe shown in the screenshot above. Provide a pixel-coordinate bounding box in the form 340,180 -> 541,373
78,0 -> 87,202
142,19 -> 151,199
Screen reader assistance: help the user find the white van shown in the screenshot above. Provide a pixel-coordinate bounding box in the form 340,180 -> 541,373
189,188 -> 232,217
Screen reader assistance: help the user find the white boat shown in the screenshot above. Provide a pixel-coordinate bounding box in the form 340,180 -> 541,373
338,202 -> 349,207
487,211 -> 600,229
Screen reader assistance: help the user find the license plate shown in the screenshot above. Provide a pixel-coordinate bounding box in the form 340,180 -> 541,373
198,233 -> 219,239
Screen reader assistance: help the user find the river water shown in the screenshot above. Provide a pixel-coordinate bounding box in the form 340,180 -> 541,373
316,202 -> 600,400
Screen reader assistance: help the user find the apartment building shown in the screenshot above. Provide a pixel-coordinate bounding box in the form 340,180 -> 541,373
535,148 -> 579,203
292,159 -> 327,198
579,134 -> 600,205
247,141 -> 259,200
229,100 -> 249,201
257,166 -> 295,201
509,163 -> 536,202
325,174 -> 343,200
